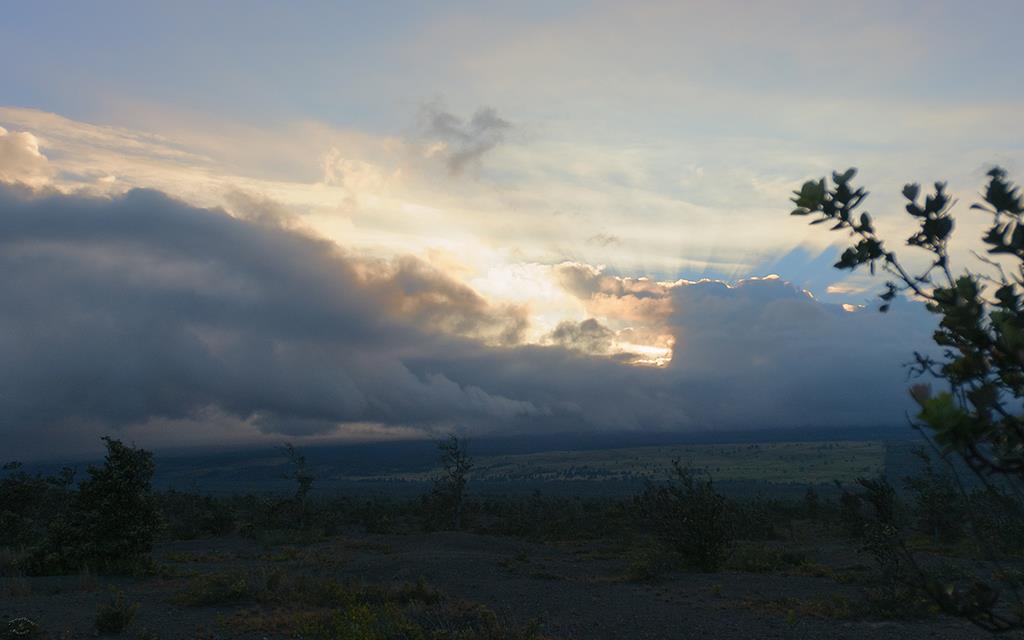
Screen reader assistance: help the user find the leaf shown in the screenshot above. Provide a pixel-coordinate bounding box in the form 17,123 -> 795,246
917,392 -> 972,444
859,212 -> 873,233
833,168 -> 857,184
906,202 -> 925,217
793,179 -> 826,209
902,183 -> 920,201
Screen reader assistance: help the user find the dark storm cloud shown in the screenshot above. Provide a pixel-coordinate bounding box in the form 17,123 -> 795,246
0,184 -> 938,455
415,281 -> 935,434
421,104 -> 512,174
662,278 -> 936,427
0,184 -> 536,445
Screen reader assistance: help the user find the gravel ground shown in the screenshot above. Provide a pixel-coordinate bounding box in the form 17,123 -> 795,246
1,532 -> 993,639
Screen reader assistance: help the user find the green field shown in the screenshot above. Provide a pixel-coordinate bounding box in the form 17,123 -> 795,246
353,440 -> 886,486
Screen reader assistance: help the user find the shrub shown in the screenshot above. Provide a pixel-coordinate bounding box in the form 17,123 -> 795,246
635,460 -> 733,572
95,590 -> 137,634
156,490 -> 234,540
423,435 -> 473,531
624,542 -> 674,582
0,462 -> 74,547
172,571 -> 254,606
281,442 -> 316,529
729,498 -> 778,541
30,437 -> 159,574
966,487 -> 1024,555
903,448 -> 964,544
788,167 -> 1024,631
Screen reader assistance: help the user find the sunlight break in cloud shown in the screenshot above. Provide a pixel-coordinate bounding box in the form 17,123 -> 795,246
0,180 -> 939,458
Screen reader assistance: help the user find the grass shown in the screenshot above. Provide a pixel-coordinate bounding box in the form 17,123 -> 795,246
748,594 -> 855,621
95,590 -> 137,634
622,540 -> 676,583
172,571 -> 256,606
188,573 -> 550,640
785,560 -> 834,578
222,600 -> 549,640
164,551 -> 231,564
174,570 -> 443,610
725,542 -> 806,574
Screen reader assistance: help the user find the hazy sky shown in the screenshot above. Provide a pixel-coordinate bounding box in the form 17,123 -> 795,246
1,2 -> 1021,457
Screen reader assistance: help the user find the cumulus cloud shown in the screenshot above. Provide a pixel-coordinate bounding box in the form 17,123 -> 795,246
363,255 -> 528,346
421,104 -> 511,174
0,184 -> 939,458
661,276 -> 936,426
0,184 -> 537,452
552,262 -> 674,349
0,126 -> 52,186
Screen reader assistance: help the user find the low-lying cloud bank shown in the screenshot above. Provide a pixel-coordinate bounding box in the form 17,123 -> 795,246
0,184 -> 936,457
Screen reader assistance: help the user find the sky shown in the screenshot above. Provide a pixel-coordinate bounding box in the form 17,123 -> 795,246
1,1 -> 1022,458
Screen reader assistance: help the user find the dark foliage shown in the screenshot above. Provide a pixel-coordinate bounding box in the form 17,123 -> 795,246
94,590 -> 137,634
635,460 -> 733,571
790,167 -> 1024,631
804,486 -> 820,519
282,442 -> 315,526
156,490 -> 235,540
423,435 -> 473,531
29,437 -> 159,574
0,462 -> 73,547
903,448 -> 965,544
964,486 -> 1024,555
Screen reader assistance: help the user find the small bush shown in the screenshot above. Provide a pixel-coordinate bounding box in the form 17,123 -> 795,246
624,540 -> 674,582
636,460 -> 733,571
172,572 -> 254,606
0,462 -> 74,547
966,487 -> 1024,555
903,449 -> 964,544
30,438 -> 160,575
156,490 -> 234,540
422,435 -> 473,531
95,590 -> 137,634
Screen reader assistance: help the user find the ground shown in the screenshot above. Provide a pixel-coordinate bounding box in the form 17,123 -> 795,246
2,530 -> 990,639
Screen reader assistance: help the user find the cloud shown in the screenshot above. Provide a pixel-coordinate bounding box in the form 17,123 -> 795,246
421,104 -> 512,174
545,318 -> 615,355
661,277 -> 935,425
0,126 -> 52,186
0,184 -> 538,452
553,261 -> 673,324
0,183 -> 939,458
586,233 -> 621,247
363,255 -> 528,346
